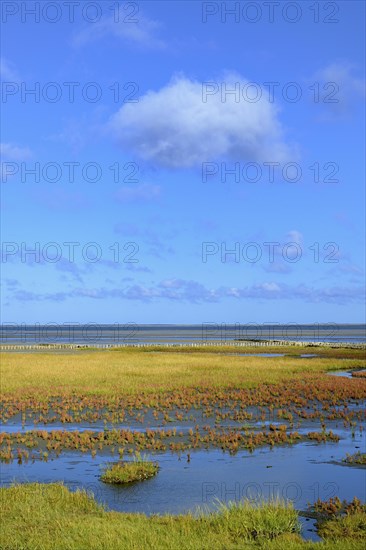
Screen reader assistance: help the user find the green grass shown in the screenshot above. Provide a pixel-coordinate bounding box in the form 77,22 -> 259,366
1,483 -> 365,550
317,513 -> 366,541
101,456 -> 159,484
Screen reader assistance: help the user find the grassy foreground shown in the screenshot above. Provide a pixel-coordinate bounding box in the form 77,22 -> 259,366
1,347 -> 365,549
1,346 -> 364,397
1,483 -> 365,550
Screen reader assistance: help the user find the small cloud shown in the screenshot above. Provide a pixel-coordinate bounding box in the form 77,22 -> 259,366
159,279 -> 182,289
260,282 -> 281,292
314,62 -> 365,97
308,61 -> 365,118
109,73 -> 296,169
0,58 -> 19,81
286,230 -> 303,245
12,289 -> 69,302
73,9 -> 165,49
1,142 -> 32,161
2,143 -> 32,183
55,258 -> 86,283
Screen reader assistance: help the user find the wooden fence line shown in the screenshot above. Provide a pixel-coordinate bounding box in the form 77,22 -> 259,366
0,341 -> 365,351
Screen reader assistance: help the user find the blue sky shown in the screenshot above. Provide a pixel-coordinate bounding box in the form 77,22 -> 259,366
1,0 -> 365,324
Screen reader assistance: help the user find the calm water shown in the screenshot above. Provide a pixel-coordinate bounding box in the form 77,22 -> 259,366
1,431 -> 365,541
1,323 -> 365,345
328,370 -> 366,379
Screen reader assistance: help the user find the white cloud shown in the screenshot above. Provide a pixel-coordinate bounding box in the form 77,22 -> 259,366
309,62 -> 365,118
260,282 -> 281,292
73,10 -> 164,49
1,143 -> 32,182
109,74 -> 296,168
0,58 -> 19,81
0,142 -> 32,161
314,62 -> 365,97
286,230 -> 303,245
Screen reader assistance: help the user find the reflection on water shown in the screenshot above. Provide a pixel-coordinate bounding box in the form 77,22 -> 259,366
328,370 -> 366,379
225,353 -> 285,357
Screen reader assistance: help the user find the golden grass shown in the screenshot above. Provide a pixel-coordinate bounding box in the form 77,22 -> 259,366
0,346 -> 364,397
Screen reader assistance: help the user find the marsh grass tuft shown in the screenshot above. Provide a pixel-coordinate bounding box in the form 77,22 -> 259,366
343,452 -> 366,466
317,513 -> 366,541
101,453 -> 159,484
206,498 -> 301,541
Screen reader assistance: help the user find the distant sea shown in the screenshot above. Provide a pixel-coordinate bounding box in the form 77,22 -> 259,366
1,324 -> 365,345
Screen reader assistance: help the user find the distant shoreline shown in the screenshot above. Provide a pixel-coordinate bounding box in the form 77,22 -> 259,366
1,340 -> 365,351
